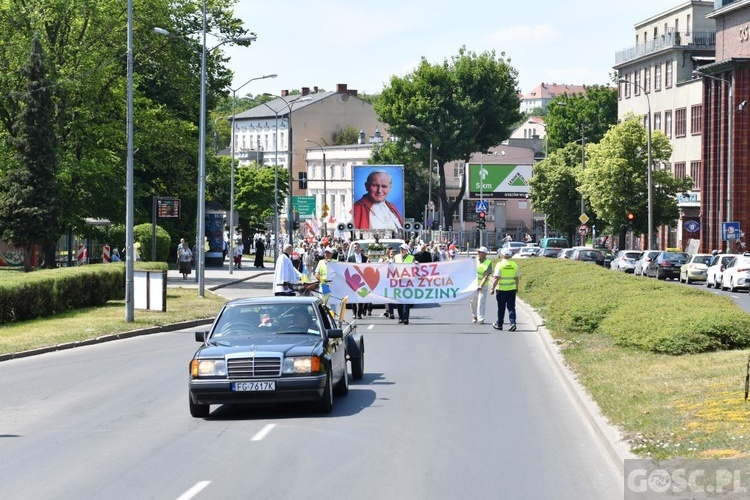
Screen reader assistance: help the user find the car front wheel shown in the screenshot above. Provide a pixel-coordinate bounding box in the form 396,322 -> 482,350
314,370 -> 334,414
189,394 -> 210,418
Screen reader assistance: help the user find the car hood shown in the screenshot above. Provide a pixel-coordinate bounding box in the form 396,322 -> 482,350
197,335 -> 322,357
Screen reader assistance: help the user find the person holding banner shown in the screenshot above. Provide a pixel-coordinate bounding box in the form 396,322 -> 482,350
394,243 -> 415,325
490,248 -> 520,331
470,246 -> 493,324
353,170 -> 404,230
347,242 -> 371,319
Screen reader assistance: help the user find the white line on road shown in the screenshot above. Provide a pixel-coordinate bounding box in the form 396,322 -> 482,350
368,324 -> 374,330
177,481 -> 211,500
251,423 -> 276,441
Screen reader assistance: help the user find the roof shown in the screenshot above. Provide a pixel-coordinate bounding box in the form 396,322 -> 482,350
225,296 -> 321,307
234,91 -> 332,120
522,83 -> 588,100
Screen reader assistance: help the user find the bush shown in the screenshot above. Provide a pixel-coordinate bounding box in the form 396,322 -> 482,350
109,223 -> 173,262
518,258 -> 750,355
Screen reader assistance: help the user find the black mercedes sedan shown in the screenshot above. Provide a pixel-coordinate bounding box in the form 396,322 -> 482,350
188,296 -> 363,418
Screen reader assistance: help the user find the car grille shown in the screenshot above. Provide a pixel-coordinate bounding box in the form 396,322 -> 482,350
227,355 -> 282,379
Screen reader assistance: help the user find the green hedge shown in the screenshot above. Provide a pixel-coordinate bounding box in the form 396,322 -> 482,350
0,261 -> 167,323
517,258 -> 750,355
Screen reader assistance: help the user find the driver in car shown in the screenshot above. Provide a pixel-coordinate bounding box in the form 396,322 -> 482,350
289,308 -> 320,334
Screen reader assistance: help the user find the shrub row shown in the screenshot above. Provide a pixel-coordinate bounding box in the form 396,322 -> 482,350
517,258 -> 750,355
0,262 -> 166,323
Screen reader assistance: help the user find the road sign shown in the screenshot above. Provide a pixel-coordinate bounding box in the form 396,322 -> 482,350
293,196 -> 316,217
722,221 -> 741,241
684,220 -> 700,233
579,213 -> 589,224
475,200 -> 488,213
577,224 -> 589,236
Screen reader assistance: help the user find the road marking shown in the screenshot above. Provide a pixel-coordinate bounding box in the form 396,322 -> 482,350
251,423 -> 276,441
368,324 -> 374,330
177,481 -> 211,500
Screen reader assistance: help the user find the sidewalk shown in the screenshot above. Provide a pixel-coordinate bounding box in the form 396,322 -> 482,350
168,255 -> 273,291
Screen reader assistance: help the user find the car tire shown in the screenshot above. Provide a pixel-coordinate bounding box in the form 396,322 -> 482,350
189,394 -> 210,418
314,370 -> 334,414
686,276 -> 692,284
334,364 -> 349,396
351,344 -> 365,380
730,279 -> 737,293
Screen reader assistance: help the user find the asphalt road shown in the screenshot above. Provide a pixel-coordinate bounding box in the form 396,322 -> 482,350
0,271 -> 622,500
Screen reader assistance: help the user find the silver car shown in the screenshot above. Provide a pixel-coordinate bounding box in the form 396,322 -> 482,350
610,250 -> 641,272
634,251 -> 659,276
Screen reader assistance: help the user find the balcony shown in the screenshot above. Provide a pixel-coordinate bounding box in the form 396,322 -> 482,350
615,30 -> 715,65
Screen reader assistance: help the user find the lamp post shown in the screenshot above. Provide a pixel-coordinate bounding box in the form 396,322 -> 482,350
305,139 -> 327,237
693,70 -> 733,251
228,74 -> 277,275
619,78 -> 653,250
260,102 -> 280,262
262,93 -> 311,244
155,15 -> 255,297
408,124 -> 434,229
125,0 -> 134,322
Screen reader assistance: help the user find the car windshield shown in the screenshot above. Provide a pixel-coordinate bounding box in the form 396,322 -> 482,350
624,252 -> 640,259
211,304 -> 321,339
663,252 -> 688,260
693,255 -> 712,265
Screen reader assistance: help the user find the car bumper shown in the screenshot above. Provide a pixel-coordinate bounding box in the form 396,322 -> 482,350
658,268 -> 681,278
189,374 -> 327,406
686,270 -> 707,281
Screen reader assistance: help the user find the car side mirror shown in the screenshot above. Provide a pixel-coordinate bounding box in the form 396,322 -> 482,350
327,328 -> 344,339
195,331 -> 208,343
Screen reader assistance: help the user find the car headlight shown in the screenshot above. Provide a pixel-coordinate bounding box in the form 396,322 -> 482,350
282,356 -> 323,374
191,359 -> 226,378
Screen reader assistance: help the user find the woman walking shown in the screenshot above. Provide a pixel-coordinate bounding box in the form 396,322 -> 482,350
177,239 -> 193,280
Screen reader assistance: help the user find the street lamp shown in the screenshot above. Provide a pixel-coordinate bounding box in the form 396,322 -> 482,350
305,139 -> 327,237
125,0 -> 134,322
408,125 -> 435,228
693,69 -> 733,251
619,77 -> 653,250
262,93 -> 311,243
260,102 -> 280,262
154,15 -> 256,296
228,74 -> 277,275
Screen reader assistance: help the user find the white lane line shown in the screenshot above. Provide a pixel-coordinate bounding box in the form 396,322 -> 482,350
251,423 -> 276,441
368,324 -> 375,330
177,481 -> 211,500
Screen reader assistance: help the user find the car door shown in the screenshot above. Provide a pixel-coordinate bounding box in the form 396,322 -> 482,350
318,304 -> 346,381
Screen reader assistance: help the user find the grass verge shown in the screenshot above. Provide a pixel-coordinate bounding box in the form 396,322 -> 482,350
517,258 -> 750,459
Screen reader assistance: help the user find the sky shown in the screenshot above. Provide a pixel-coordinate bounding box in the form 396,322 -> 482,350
224,0 -> 684,98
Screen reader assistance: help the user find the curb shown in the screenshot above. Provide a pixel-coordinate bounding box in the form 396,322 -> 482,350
517,298 -> 636,471
0,272 -> 273,363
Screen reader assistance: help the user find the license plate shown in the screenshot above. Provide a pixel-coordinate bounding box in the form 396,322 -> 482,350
232,381 -> 276,391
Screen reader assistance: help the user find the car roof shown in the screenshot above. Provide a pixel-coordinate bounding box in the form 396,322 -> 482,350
224,296 -> 321,307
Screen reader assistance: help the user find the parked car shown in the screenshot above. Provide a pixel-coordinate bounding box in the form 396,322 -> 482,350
539,247 -> 562,258
679,253 -> 712,284
497,241 -> 526,257
610,250 -> 641,272
188,296 -> 363,418
634,251 -> 660,276
512,246 -> 541,259
601,249 -> 614,268
557,248 -> 575,260
705,254 -> 739,288
718,255 -> 750,292
569,247 -> 606,266
646,251 -> 690,280
539,237 -> 570,248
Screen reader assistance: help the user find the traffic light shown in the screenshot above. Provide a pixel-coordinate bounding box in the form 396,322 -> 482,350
626,212 -> 635,231
478,211 -> 486,230
298,172 -> 307,189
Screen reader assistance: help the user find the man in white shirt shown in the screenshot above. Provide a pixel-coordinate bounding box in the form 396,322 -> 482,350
273,243 -> 303,296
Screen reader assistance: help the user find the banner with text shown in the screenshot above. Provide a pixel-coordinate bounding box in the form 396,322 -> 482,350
327,260 -> 477,304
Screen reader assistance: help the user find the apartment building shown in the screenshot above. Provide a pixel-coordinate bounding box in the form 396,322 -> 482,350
614,0 -> 716,250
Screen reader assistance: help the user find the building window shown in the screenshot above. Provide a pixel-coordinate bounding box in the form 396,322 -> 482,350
453,161 -> 464,180
654,112 -> 661,132
674,162 -> 686,179
645,66 -> 651,93
665,110 -> 672,137
312,164 -> 317,179
675,108 -> 687,137
691,104 -> 703,135
665,61 -> 673,89
634,70 -> 642,96
654,64 -> 662,91
690,161 -> 701,190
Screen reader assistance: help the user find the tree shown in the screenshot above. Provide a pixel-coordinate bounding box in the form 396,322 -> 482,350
374,47 -> 522,228
332,125 -> 360,146
234,164 -> 289,230
0,35 -> 60,271
529,144 -> 584,241
544,85 -> 618,152
580,115 -> 690,248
